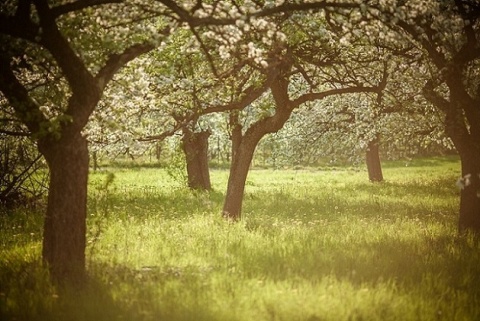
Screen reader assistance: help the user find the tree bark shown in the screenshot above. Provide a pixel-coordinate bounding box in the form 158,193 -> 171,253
39,131 -> 89,284
447,115 -> 480,232
222,74 -> 294,220
424,81 -> 480,232
366,137 -> 383,182
181,129 -> 212,190
222,137 -> 258,220
458,151 -> 480,232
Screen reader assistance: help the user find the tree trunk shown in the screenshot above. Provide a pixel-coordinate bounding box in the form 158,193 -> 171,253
444,111 -> 480,233
457,150 -> 480,232
423,79 -> 480,233
92,151 -> 98,172
221,70 -> 296,220
181,129 -> 212,190
155,142 -> 162,162
366,137 -> 383,182
39,131 -> 89,284
222,139 -> 257,220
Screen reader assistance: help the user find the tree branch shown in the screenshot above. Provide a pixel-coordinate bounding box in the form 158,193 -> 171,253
292,85 -> 379,108
202,82 -> 269,114
0,56 -> 47,135
33,0 -> 97,103
95,42 -> 156,92
0,129 -> 31,137
138,80 -> 270,142
422,80 -> 450,113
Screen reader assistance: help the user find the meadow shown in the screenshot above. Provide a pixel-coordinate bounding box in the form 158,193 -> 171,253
2,156 -> 480,321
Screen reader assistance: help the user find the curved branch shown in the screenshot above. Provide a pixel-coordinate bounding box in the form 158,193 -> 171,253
95,42 -> 156,92
0,56 -> 47,134
138,79 -> 271,142
292,85 -> 379,108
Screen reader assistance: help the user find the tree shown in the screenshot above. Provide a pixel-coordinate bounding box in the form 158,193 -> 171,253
181,5 -> 390,219
362,0 -> 480,231
0,0 -> 165,283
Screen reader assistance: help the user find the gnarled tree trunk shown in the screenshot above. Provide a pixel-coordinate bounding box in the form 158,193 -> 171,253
39,131 -> 89,284
182,129 -> 212,190
222,74 -> 294,220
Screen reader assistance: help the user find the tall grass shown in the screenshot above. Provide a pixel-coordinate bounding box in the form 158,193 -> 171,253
2,156 -> 480,321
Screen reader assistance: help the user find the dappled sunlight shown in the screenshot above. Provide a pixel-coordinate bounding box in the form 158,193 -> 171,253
3,159 -> 480,320
2,0 -> 477,316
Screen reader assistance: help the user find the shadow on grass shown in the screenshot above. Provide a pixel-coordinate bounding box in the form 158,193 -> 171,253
0,259 -> 131,321
381,155 -> 460,169
0,258 -> 231,321
87,186 -> 226,221
234,228 -> 480,297
242,177 -> 458,226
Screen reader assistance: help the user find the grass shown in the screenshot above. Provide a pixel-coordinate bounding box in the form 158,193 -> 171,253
2,156 -> 480,321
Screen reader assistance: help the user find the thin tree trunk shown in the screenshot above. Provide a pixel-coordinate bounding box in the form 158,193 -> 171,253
39,131 -> 89,284
155,143 -> 162,162
366,137 -> 383,182
92,151 -> 98,172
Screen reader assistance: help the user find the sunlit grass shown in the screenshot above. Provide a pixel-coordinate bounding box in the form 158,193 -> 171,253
2,156 -> 480,320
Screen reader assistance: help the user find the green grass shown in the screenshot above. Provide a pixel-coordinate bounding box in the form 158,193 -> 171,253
2,156 -> 480,321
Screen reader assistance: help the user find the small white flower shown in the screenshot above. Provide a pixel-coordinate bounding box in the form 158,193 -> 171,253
235,19 -> 245,29
457,174 -> 474,190
276,31 -> 287,43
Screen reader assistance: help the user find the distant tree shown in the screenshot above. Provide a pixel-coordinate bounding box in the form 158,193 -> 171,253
179,4 -> 387,219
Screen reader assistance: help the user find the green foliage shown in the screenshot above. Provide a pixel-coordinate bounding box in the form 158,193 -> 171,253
88,172 -> 116,258
2,157 -> 480,321
164,144 -> 188,187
